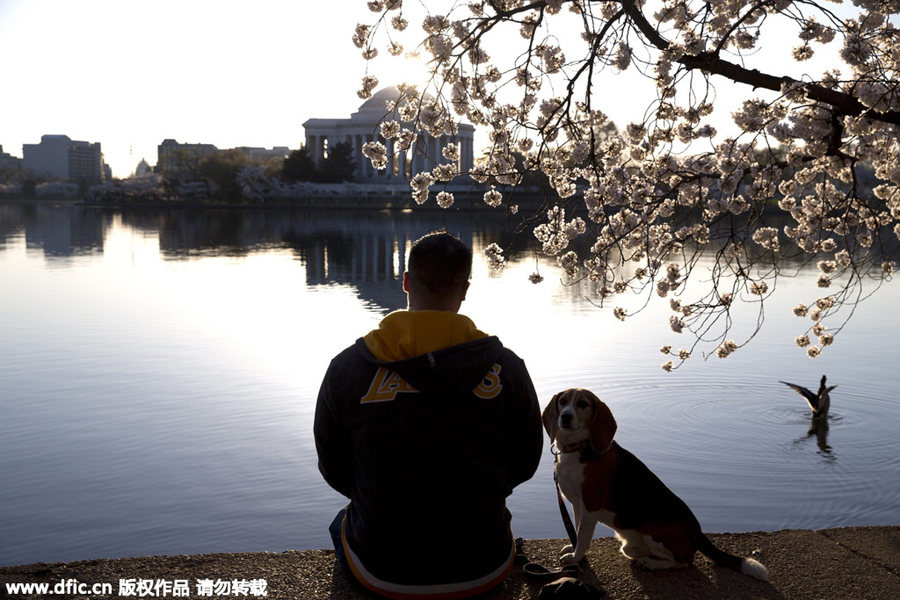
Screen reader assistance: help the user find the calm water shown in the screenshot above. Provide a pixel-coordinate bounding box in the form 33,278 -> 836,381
1,200 -> 898,567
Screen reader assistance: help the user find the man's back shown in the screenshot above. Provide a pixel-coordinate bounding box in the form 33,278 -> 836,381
315,310 -> 542,595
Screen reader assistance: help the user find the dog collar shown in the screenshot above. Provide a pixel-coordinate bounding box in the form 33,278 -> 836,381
558,440 -> 591,454
557,439 -> 616,456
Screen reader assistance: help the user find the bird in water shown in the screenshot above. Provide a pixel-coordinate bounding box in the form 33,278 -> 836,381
780,375 -> 837,418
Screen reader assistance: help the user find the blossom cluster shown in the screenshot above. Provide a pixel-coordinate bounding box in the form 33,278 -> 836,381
355,0 -> 900,368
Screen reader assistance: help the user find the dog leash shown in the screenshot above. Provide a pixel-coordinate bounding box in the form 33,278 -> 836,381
556,475 -> 579,549
520,455 -> 587,582
552,443 -> 586,550
519,451 -> 607,598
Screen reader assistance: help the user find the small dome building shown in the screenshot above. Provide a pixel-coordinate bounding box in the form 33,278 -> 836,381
135,158 -> 152,176
302,86 -> 475,182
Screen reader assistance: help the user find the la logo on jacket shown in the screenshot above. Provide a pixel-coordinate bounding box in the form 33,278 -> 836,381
360,364 -> 503,403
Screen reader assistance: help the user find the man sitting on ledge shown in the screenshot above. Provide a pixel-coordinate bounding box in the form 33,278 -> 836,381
314,229 -> 543,599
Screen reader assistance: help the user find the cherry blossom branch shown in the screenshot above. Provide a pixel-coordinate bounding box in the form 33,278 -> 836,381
620,0 -> 900,127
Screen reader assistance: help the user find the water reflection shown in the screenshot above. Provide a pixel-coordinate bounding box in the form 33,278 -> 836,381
1,201 -> 521,314
808,418 -> 832,455
0,201 -> 107,257
791,415 -> 834,459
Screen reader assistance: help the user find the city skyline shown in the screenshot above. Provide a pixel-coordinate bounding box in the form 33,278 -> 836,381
1,1 -> 854,180
0,1 -> 415,179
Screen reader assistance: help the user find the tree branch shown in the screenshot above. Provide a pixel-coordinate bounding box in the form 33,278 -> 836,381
618,0 -> 900,127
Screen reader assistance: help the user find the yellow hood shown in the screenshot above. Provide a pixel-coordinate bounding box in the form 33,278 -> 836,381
363,310 -> 489,362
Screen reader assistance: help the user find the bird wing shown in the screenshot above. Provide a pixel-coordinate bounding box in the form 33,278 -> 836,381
779,381 -> 820,410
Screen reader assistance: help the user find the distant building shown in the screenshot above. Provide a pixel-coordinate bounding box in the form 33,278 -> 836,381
23,135 -> 71,179
239,146 -> 291,161
69,141 -> 104,182
0,145 -> 21,179
156,139 -> 219,176
22,135 -> 105,182
303,86 -> 476,183
156,141 -> 293,179
135,158 -> 152,176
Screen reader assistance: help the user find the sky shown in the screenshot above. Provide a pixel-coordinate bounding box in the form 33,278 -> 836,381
0,0 -> 380,178
0,0 -> 859,179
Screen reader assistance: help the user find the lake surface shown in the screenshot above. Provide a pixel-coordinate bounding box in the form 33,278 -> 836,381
1,200 -> 898,567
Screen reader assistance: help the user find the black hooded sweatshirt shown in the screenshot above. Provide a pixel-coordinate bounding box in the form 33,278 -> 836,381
314,310 -> 543,598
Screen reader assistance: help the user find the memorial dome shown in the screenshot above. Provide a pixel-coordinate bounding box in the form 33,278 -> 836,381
351,86 -> 429,122
358,86 -> 405,111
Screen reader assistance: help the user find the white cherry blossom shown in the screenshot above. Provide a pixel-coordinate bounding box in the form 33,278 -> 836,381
354,0 -> 900,364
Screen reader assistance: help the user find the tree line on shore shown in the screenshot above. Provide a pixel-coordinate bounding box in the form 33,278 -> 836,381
0,143 -> 361,203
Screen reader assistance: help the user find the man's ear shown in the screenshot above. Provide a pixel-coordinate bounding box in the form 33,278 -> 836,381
459,281 -> 469,302
403,271 -> 410,293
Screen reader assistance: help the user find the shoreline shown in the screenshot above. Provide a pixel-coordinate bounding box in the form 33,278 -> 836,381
2,526 -> 898,599
0,193 -> 552,212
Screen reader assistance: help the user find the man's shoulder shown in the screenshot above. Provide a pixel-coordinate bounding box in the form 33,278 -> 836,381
494,344 -> 525,366
320,341 -> 379,406
328,339 -> 371,369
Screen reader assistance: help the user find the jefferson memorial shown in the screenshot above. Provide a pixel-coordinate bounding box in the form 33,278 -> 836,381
302,87 -> 475,183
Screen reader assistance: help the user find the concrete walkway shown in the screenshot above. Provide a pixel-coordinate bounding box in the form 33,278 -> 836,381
2,526 -> 898,599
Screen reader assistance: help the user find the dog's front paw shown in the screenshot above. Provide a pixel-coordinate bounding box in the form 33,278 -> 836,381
560,552 -> 579,565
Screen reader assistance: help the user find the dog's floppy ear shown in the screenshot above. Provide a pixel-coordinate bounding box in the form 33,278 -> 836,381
542,392 -> 562,441
587,392 -> 617,454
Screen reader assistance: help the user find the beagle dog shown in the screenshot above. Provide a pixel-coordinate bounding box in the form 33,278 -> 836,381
543,388 -> 768,581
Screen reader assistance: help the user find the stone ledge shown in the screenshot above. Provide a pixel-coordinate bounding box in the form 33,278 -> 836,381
2,526 -> 898,599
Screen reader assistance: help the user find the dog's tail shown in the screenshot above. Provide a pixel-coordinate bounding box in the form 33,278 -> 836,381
697,534 -> 769,581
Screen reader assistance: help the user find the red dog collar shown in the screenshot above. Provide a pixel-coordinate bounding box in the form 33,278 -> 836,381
559,440 -> 591,454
